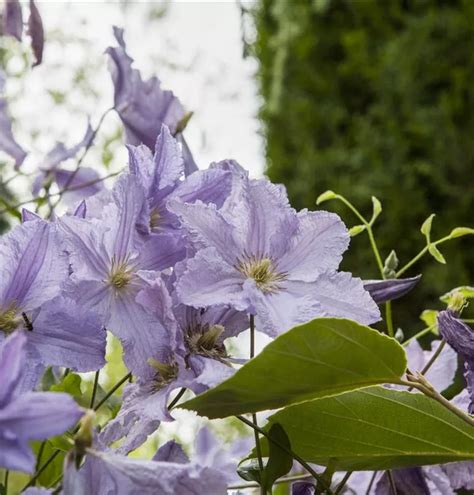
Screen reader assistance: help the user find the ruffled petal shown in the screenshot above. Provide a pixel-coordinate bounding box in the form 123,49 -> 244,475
278,210 -> 349,281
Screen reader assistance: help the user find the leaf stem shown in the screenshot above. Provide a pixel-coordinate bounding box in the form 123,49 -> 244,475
4,469 -> 9,494
334,471 -> 352,494
236,415 -> 334,494
168,387 -> 187,410
398,378 -> 474,428
249,315 -> 265,476
387,470 -> 396,495
92,372 -> 131,412
89,370 -> 100,409
402,324 -> 437,346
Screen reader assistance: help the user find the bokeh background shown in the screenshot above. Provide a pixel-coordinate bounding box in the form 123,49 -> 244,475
1,0 -> 473,492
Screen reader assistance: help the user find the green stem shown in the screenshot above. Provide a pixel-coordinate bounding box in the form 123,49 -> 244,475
387,471 -> 396,495
249,315 -> 265,476
4,470 -> 9,494
398,378 -> 474,427
385,302 -> 394,338
228,473 -> 312,490
334,471 -> 352,494
93,372 -> 131,412
23,451 -> 61,489
396,235 -> 451,277
89,370 -> 100,409
236,415 -> 334,494
35,440 -> 47,476
365,471 -> 378,494
407,340 -> 446,393
403,324 -> 437,346
168,387 -> 187,410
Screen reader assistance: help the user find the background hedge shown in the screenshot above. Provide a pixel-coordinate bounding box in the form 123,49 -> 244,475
251,0 -> 474,330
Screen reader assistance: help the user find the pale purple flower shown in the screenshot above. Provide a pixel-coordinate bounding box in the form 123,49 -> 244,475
363,275 -> 421,305
106,27 -> 197,174
63,442 -> 228,495
0,218 -> 105,380
292,481 -> 315,495
3,0 -> 23,40
27,0 -> 44,67
60,174 -> 185,376
128,125 -> 232,234
32,124 -> 102,205
0,332 -> 83,472
171,166 -> 380,336
438,309 -> 474,412
100,278 -> 243,453
0,70 -> 27,168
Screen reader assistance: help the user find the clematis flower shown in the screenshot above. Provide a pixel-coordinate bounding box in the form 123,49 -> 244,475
438,309 -> 474,412
0,70 -> 27,168
0,332 -> 83,472
128,125 -> 231,234
0,218 -> 106,384
62,440 -> 229,495
60,174 -> 185,376
363,275 -> 421,305
100,277 -> 245,453
106,26 -> 197,174
170,165 -> 380,336
3,0 -> 23,40
32,124 -> 103,205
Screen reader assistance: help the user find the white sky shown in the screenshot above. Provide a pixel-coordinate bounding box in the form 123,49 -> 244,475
4,0 -> 264,187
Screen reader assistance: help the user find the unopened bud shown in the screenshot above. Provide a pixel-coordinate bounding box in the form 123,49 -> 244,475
448,291 -> 467,316
74,409 -> 95,457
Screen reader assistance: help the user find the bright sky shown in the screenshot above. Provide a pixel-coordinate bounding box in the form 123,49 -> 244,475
4,0 -> 264,182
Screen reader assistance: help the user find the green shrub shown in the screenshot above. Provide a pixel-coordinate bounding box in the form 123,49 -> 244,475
251,0 -> 474,330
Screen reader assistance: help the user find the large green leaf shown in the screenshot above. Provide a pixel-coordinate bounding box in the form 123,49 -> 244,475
182,318 -> 407,418
257,387 -> 474,471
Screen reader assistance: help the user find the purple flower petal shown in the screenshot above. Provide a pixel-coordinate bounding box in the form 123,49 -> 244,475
153,440 -> 189,464
26,296 -> 106,372
0,331 -> 26,407
375,468 -> 429,494
0,220 -> 68,313
438,310 -> 474,362
0,435 -> 35,472
292,481 -> 315,495
21,208 -> 41,223
106,27 -> 185,149
177,134 -> 198,176
0,71 -> 27,168
27,0 -> 44,67
278,210 -> 349,281
363,275 -> 422,304
3,0 -> 23,40
0,391 -> 82,440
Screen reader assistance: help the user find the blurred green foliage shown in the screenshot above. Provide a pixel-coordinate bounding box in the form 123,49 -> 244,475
252,0 -> 474,331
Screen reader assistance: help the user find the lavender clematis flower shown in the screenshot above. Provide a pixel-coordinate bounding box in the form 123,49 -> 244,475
3,0 -> 23,40
27,0 -> 44,67
0,218 -> 105,381
60,174 -> 185,376
128,125 -> 231,234
375,468 -> 430,494
438,309 -> 474,412
0,332 -> 83,472
106,27 -> 197,173
292,481 -> 315,495
363,275 -> 421,305
0,71 -> 27,168
32,124 -> 102,204
100,278 -> 244,454
171,167 -> 380,336
63,442 -> 228,495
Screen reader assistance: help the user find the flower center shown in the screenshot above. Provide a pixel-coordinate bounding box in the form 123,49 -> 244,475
147,357 -> 179,389
186,324 -> 227,359
236,256 -> 287,293
149,207 -> 162,230
107,256 -> 135,290
0,305 -> 20,334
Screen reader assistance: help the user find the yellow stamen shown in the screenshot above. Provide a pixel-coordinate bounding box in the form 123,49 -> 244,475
236,255 -> 287,293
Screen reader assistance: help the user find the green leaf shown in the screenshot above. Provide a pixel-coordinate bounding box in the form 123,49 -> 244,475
49,433 -> 74,452
428,244 -> 446,264
181,318 -> 407,419
370,196 -> 382,224
256,387 -> 474,471
449,227 -> 474,239
348,224 -> 366,237
420,214 -> 435,241
50,373 -> 82,399
237,459 -> 262,484
440,286 -> 474,304
420,309 -> 439,329
316,190 -> 337,205
261,424 -> 293,492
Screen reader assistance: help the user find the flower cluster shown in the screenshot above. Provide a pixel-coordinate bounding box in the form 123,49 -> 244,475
2,23 -> 474,495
